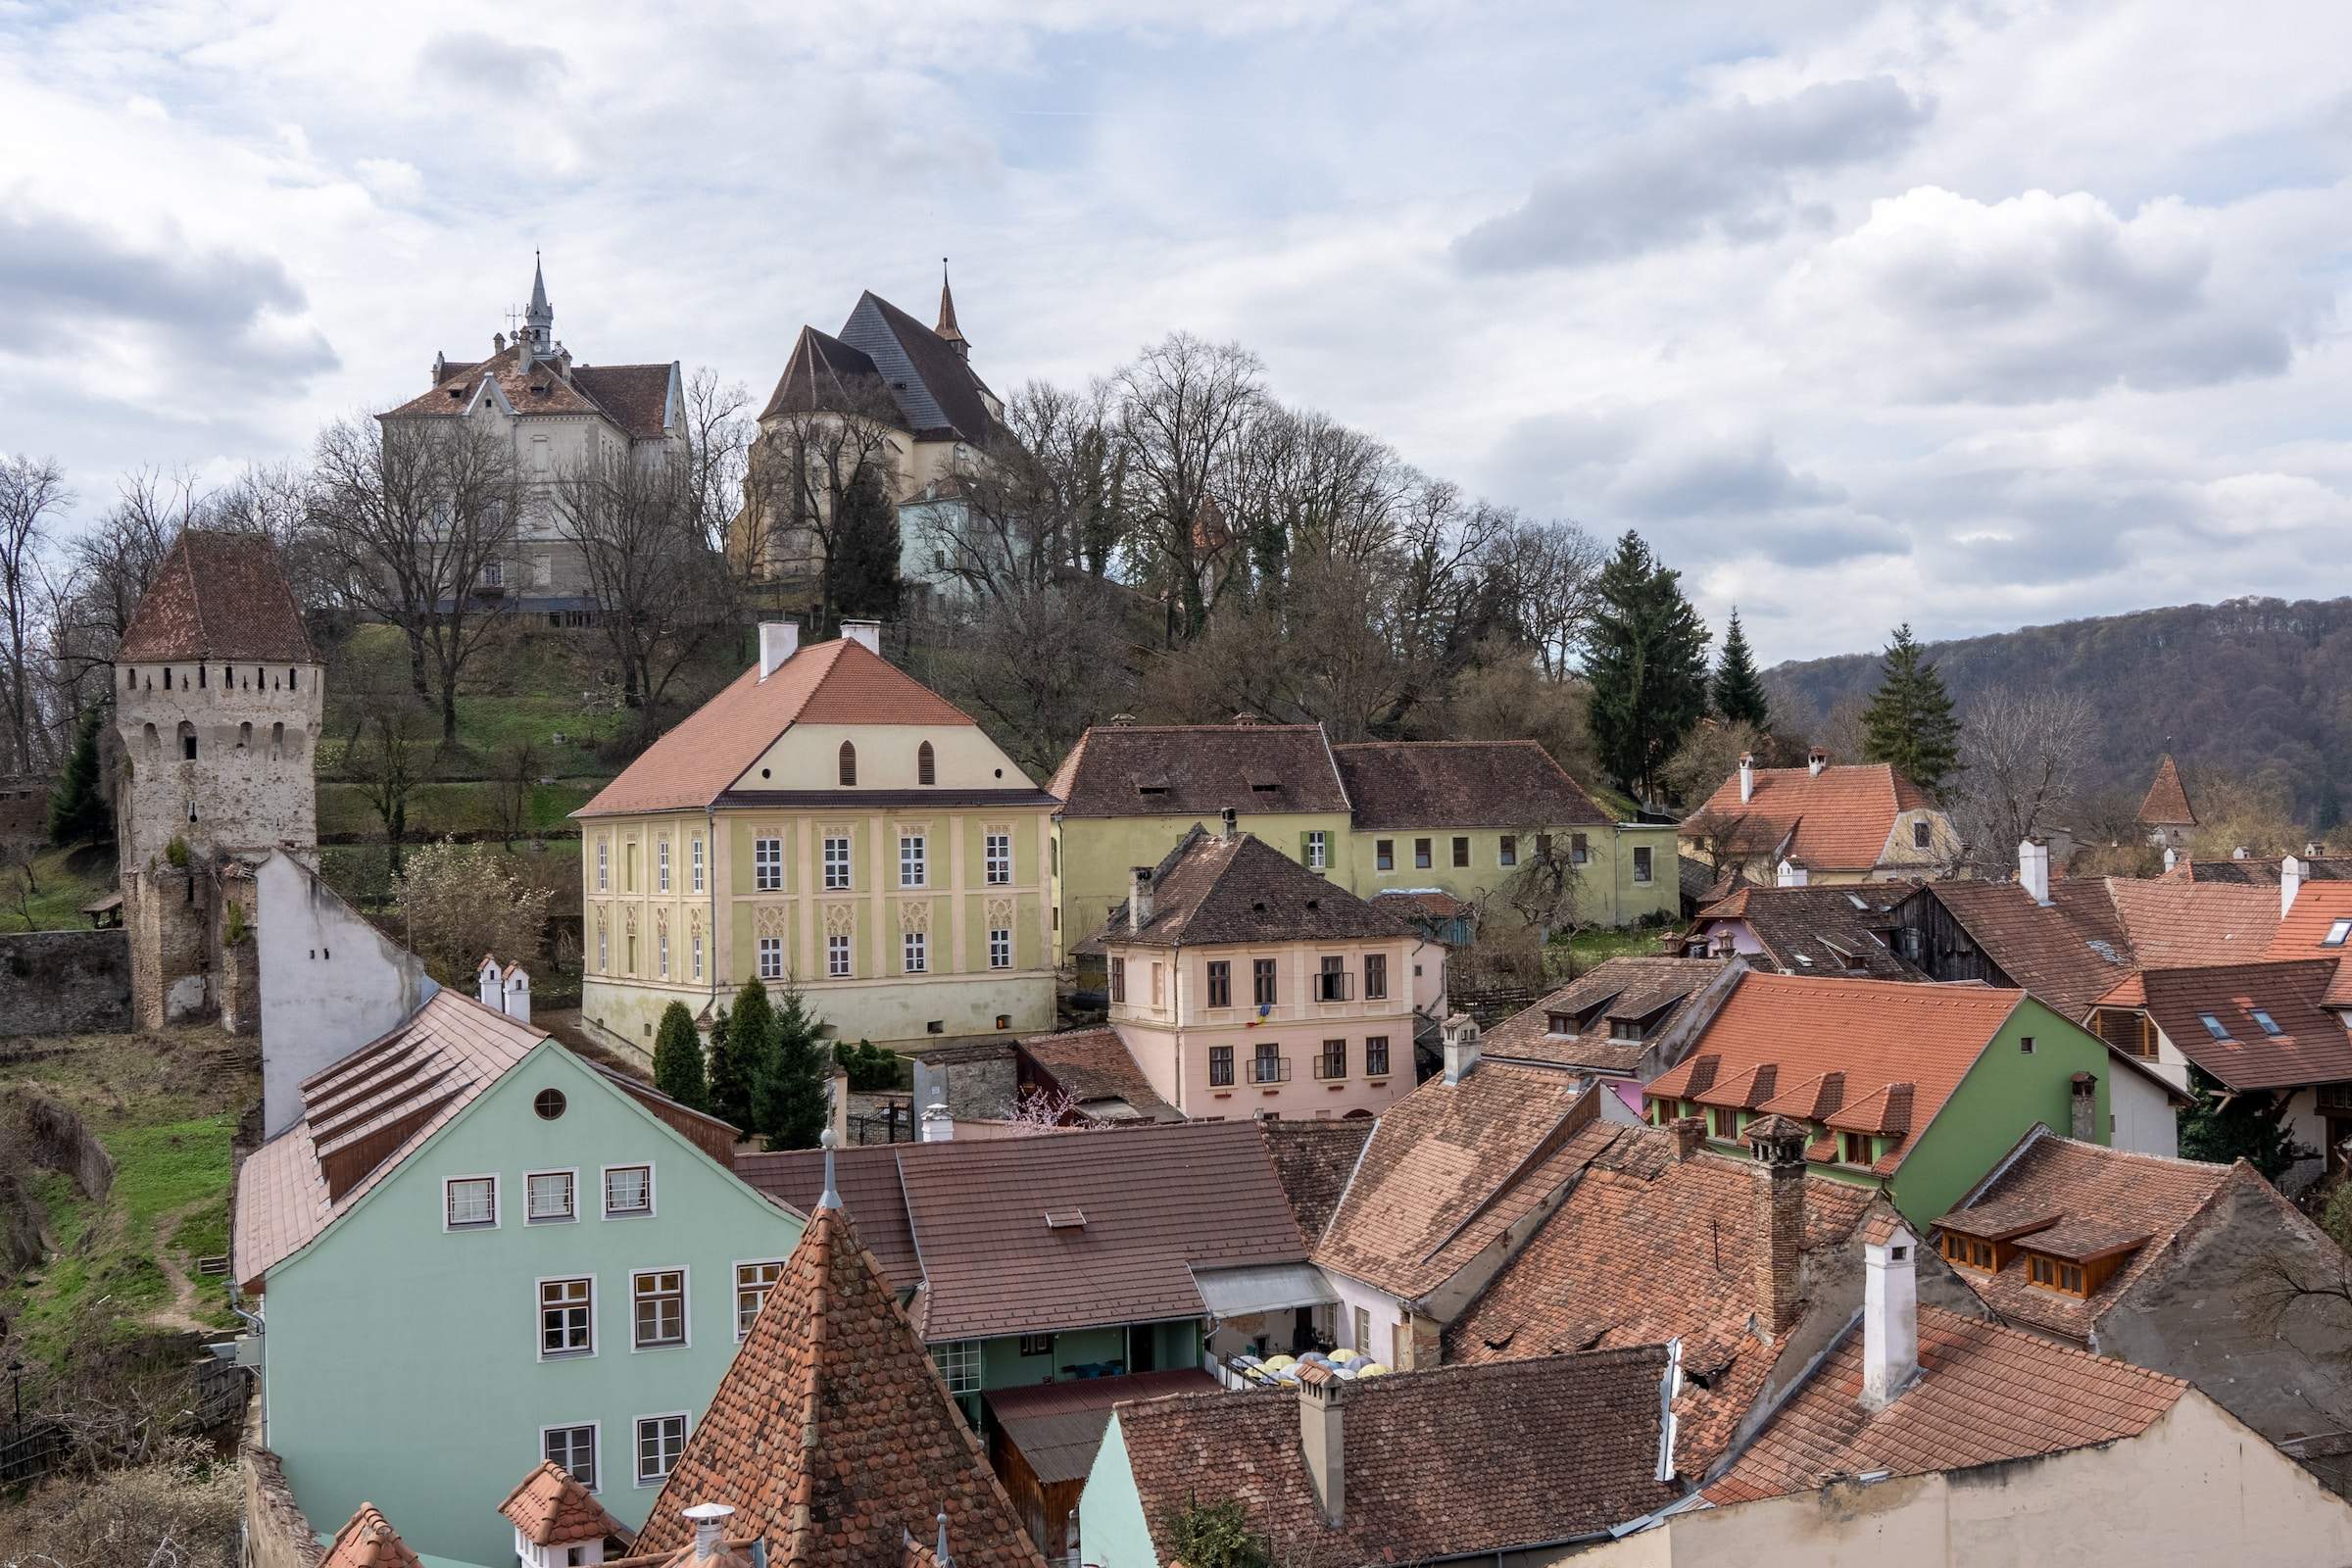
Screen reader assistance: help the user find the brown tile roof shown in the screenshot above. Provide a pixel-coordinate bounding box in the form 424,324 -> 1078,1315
231,991 -> 544,1291
1479,956 -> 1729,1073
1914,879 -> 2136,1021
1646,974 -> 2022,1175
631,1199 -> 1044,1568
759,324 -> 893,424
318,1504 -> 423,1568
1330,740 -> 1614,830
1044,723 -> 1348,818
2266,881 -> 2352,959
1312,1061 -> 1600,1300
2182,855 -> 2352,886
1368,887 -> 1471,922
2106,879 -> 2280,968
1118,1348 -> 1682,1561
983,1370 -> 1218,1486
1255,1119 -> 1374,1243
389,353 -> 677,440
500,1460 -> 625,1547
1690,883 -> 1925,981
1706,1304 -> 2185,1503
1078,829 -> 1411,952
576,638 -> 989,817
2137,958 -> 2352,1091
118,530 -> 315,663
569,364 -> 677,440
1686,762 -> 1933,872
1445,1122 -> 1877,1474
739,1121 -> 1307,1341
1017,1027 -> 1180,1121
2137,754 -> 2197,826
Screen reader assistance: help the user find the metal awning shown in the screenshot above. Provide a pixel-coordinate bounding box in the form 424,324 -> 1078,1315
1191,1260 -> 1336,1319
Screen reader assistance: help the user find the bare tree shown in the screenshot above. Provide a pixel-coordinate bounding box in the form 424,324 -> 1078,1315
0,455 -> 71,774
347,704 -> 424,875
309,415 -> 523,740
1111,333 -> 1265,643
1948,687 -> 2099,870
491,738 -> 538,846
1484,515 -> 1606,679
920,579 -> 1141,774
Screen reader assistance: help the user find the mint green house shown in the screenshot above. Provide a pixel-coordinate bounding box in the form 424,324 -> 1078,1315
232,991 -> 802,1567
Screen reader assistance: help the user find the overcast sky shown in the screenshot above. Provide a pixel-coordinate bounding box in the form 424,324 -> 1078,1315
4,0 -> 2348,662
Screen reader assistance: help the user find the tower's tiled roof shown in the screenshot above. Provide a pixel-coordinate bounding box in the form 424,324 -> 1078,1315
499,1460 -> 625,1547
118,530 -> 315,663
2137,754 -> 2197,826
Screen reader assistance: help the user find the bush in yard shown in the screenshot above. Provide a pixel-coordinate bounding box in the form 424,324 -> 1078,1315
652,1002 -> 707,1110
392,838 -> 554,985
833,1038 -> 898,1092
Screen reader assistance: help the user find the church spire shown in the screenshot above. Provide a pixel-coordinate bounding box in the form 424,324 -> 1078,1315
522,251 -> 554,354
934,257 -> 968,360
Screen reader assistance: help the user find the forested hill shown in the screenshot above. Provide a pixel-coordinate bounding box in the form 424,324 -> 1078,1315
1762,596 -> 2352,822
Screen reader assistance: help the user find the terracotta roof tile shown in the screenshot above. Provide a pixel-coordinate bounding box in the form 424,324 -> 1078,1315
391,353 -> 676,440
2266,882 -> 2352,960
568,364 -> 676,440
1017,1027 -> 1180,1121
1255,1119 -> 1374,1243
1907,880 -> 2134,1021
499,1460 -> 625,1546
1044,723 -> 1348,818
118,530 -> 315,663
1078,829 -> 1411,952
2183,855 -> 2352,886
2137,755 -> 2197,826
1686,762 -> 1931,872
2106,879 -> 2279,969
2137,958 -> 2352,1091
1330,740 -> 1615,829
318,1504 -> 423,1568
1479,956 -> 1728,1073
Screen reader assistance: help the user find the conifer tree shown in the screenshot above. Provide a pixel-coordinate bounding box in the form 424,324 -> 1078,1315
824,466 -> 903,629
46,706 -> 113,849
1860,622 -> 1962,796
651,1001 -> 708,1111
711,985 -> 774,1132
1711,610 -> 1772,730
754,982 -> 831,1151
1583,530 -> 1712,803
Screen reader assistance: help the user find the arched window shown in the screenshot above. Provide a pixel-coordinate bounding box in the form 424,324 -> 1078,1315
917,741 -> 936,786
270,721 -> 285,760
177,720 -> 197,761
143,723 -> 160,762
838,742 -> 857,786
238,722 -> 252,749
123,666 -> 134,691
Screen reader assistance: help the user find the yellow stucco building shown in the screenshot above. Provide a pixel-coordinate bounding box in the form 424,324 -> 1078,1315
574,622 -> 1056,1054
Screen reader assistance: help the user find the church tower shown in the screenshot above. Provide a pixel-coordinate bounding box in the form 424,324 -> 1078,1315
520,252 -> 555,358
934,258 -> 969,361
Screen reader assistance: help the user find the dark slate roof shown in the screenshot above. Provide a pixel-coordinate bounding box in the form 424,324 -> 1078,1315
837,291 -> 997,446
1690,882 -> 1926,981
1256,1118 -> 1374,1244
118,530 -> 315,663
2136,958 -> 2352,1091
983,1370 -> 1216,1486
1077,829 -> 1413,953
1479,956 -> 1731,1073
1045,723 -> 1348,818
1332,741 -> 1615,830
758,325 -> 895,423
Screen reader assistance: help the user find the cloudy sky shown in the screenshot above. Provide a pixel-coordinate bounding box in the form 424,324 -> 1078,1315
3,0 -> 2348,662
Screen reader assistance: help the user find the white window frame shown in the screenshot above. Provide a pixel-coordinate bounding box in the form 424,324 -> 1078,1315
900,833 -> 927,888
754,835 -> 783,892
904,930 -> 927,974
691,931 -> 704,982
985,832 -> 1011,886
823,834 -> 853,890
989,926 -> 1011,970
634,1412 -> 690,1488
444,1173 -> 499,1231
541,1421 -> 601,1493
657,837 -> 670,893
595,839 -> 609,892
524,1168 -> 578,1225
1305,830 -> 1328,870
691,836 -> 706,893
827,932 -> 852,978
537,1274 -> 596,1361
758,935 -> 784,980
602,1162 -> 655,1219
631,1266 -> 690,1352
734,1257 -> 788,1340
933,1340 -> 981,1396
658,928 -> 669,978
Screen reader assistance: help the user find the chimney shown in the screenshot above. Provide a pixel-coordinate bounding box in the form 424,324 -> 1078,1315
2162,846 -> 2178,873
477,954 -> 502,1010
920,1102 -> 954,1143
2018,837 -> 2050,906
1298,1363 -> 1346,1526
758,621 -> 801,680
1219,806 -> 1238,841
840,618 -> 883,656
1670,1116 -> 1706,1161
2281,855 -> 2303,917
1807,746 -> 1827,777
2070,1071 -> 2097,1142
681,1503 -> 733,1564
1441,1012 -> 1481,1085
1746,1114 -> 1808,1338
1860,1219 -> 1920,1410
1777,858 -> 1808,889
502,963 -> 531,1025
1128,865 -> 1154,932
1738,753 -> 1755,804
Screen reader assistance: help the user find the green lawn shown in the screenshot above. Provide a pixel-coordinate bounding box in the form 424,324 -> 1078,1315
0,843 -> 115,933
1552,923 -> 1673,979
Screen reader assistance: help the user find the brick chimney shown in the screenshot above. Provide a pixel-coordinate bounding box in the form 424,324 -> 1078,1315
1738,753 -> 1755,804
1671,1116 -> 1706,1160
1861,1219 -> 1920,1410
1745,1113 -> 1809,1337
1298,1362 -> 1347,1526
1807,746 -> 1828,777
1128,865 -> 1154,932
2019,837 -> 2050,906
758,621 -> 800,680
2070,1071 -> 2097,1142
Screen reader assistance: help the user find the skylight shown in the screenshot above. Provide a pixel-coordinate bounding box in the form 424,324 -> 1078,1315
1846,893 -> 1868,910
2251,1008 -> 2283,1037
2326,919 -> 2352,949
2199,1012 -> 2231,1041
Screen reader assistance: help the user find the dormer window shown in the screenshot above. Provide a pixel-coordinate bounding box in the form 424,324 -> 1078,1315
1608,1019 -> 1643,1042
1547,1012 -> 1573,1036
1940,1233 -> 1996,1271
1840,1131 -> 1872,1165
2027,1253 -> 2086,1295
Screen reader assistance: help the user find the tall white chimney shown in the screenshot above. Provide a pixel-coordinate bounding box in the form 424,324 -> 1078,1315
758,621 -> 800,681
1298,1363 -> 1346,1526
681,1503 -> 733,1564
1441,1011 -> 1481,1085
1738,753 -> 1755,805
1128,865 -> 1154,932
2019,837 -> 2050,906
2162,846 -> 2178,873
1807,746 -> 1828,777
840,618 -> 882,655
1860,1218 -> 1920,1410
502,963 -> 531,1025
920,1102 -> 954,1143
1219,806 -> 1238,841
2281,855 -> 2304,917
477,954 -> 503,1010
1777,858 -> 1808,889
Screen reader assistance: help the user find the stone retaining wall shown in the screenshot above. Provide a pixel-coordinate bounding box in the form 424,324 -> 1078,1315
0,928 -> 131,1036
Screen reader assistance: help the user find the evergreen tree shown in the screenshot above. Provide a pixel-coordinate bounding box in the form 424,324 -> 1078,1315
46,706 -> 113,849
651,1002 -> 708,1111
2179,1071 -> 2312,1180
1583,530 -> 1712,803
754,982 -> 831,1151
1860,622 -> 1963,796
824,466 -> 903,628
1711,610 -> 1772,730
709,987 -> 769,1132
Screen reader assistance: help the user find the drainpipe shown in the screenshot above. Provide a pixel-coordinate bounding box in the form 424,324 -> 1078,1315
706,805 -> 720,1012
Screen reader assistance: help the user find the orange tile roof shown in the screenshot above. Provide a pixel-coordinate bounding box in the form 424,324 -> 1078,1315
1645,973 -> 2022,1174
318,1503 -> 423,1568
2106,879 -> 2279,968
387,355 -> 677,440
1444,1122 -> 1878,1475
1706,1304 -> 2185,1502
1686,762 -> 1932,871
118,529 -> 316,663
2267,881 -> 2352,959
2137,754 -> 2197,826
2137,958 -> 2352,1091
629,1199 -> 1044,1568
577,639 -> 982,817
500,1460 -> 626,1547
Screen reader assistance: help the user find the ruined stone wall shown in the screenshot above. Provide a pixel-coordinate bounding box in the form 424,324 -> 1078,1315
124,865 -> 215,1030
215,870 -> 261,1035
0,928 -> 131,1036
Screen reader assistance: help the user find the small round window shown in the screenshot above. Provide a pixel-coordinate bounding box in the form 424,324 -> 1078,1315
533,1088 -> 567,1121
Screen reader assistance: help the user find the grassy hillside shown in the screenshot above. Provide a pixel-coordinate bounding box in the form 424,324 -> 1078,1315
0,844 -> 115,934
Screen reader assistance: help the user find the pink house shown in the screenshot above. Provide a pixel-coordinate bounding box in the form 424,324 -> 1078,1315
1076,817 -> 1426,1120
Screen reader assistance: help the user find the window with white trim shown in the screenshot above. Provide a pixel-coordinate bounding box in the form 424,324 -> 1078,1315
932,1341 -> 981,1396
827,933 -> 852,977
596,840 -> 609,891
605,1164 -> 652,1217
446,1176 -> 496,1229
635,1415 -> 686,1486
754,836 -> 783,892
658,929 -> 669,978
758,936 -> 783,981
691,931 -> 704,981
540,1277 -> 593,1356
526,1170 -> 575,1223
985,832 -> 1011,885
633,1270 -> 686,1349
596,924 -> 608,972
823,835 -> 853,889
543,1424 -> 598,1492
904,931 -> 927,973
735,1259 -> 786,1339
1305,830 -> 1328,870
989,927 -> 1012,970
657,838 -> 670,893
900,834 -> 927,888
691,837 -> 705,893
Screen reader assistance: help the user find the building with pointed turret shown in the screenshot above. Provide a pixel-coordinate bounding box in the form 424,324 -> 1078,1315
2138,752 -> 2198,850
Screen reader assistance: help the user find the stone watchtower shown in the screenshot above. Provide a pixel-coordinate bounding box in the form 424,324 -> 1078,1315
112,532 -> 320,1030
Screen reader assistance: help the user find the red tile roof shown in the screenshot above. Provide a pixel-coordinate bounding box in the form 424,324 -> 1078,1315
1017,1026 -> 1180,1121
1118,1349 -> 1683,1562
118,530 -> 315,663
1686,762 -> 1934,872
630,1200 -> 1044,1568
1044,723 -> 1348,818
1077,828 -> 1411,952
1444,1122 -> 1878,1474
1706,1304 -> 2185,1503
1914,880 -> 2135,1021
2106,879 -> 2279,969
576,639 -> 988,817
1692,883 -> 1926,981
1256,1118 -> 1375,1244
2137,754 -> 2197,826
2137,958 -> 2352,1091
318,1504 -> 423,1568
2266,881 -> 2352,960
1330,740 -> 1615,829
1479,956 -> 1729,1073
500,1460 -> 625,1547
387,355 -> 677,440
